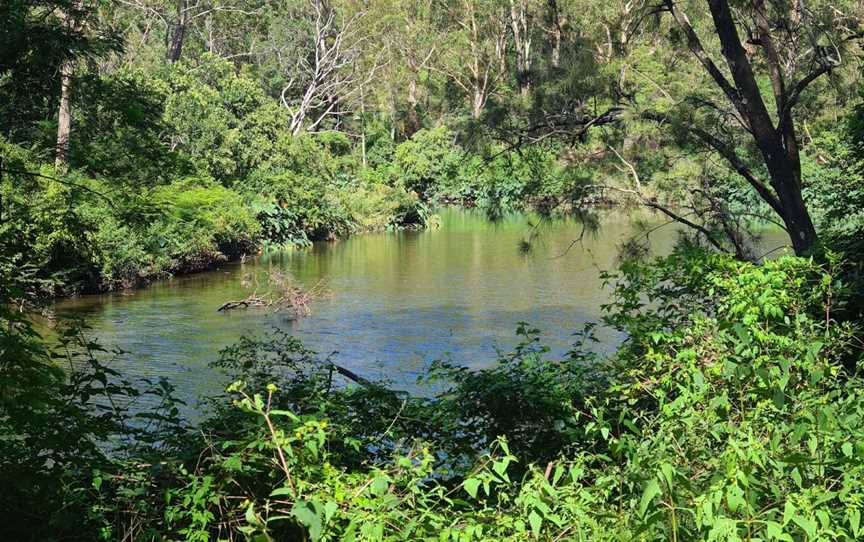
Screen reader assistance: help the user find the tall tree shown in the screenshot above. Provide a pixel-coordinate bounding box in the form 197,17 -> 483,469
388,0 -> 438,134
541,0 -> 566,69
276,0 -> 383,134
509,0 -> 535,96
165,0 -> 187,62
436,0 -> 509,119
55,0 -> 86,171
660,0 -> 861,255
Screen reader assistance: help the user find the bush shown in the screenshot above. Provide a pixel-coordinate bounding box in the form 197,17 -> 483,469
0,140 -> 104,294
164,55 -> 286,183
88,213 -> 155,289
338,175 -> 428,232
150,178 -> 261,268
83,177 -> 262,289
392,126 -> 463,198
804,104 -> 864,260
71,69 -> 190,186
458,144 -> 575,217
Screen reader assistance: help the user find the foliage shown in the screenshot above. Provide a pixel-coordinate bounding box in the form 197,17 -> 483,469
163,56 -> 287,183
0,0 -> 120,142
152,179 -> 261,262
5,1 -> 864,539
392,126 -> 464,198
805,104 -> 864,260
70,69 -> 191,186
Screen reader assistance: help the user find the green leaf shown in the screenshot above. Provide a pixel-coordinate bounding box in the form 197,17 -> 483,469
292,500 -> 323,541
463,478 -> 481,499
766,520 -> 783,540
370,475 -> 389,496
792,515 -> 816,539
324,501 -> 338,523
270,486 -> 293,497
660,463 -> 675,490
692,370 -> 705,389
783,501 -> 796,526
639,479 -> 661,518
528,510 -> 542,538
726,486 -> 745,513
245,502 -> 261,527
849,508 -> 861,537
791,467 -> 802,488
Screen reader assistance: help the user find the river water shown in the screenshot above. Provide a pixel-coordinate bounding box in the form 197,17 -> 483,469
49,208 -> 789,406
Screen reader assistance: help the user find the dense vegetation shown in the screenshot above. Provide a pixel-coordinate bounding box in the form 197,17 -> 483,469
4,249 -> 864,541
3,0 -> 864,540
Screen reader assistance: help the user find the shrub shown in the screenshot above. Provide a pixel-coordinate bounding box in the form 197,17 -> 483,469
164,55 -> 285,183
392,126 -> 463,198
338,176 -> 428,232
150,178 -> 260,268
4,248 -> 864,541
804,104 -> 864,260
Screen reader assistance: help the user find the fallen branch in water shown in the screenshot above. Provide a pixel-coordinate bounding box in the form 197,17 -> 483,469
218,271 -> 328,317
327,362 -> 371,386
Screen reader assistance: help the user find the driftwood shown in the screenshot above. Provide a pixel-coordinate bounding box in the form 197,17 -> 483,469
217,270 -> 370,385
217,296 -> 265,312
218,271 -> 327,317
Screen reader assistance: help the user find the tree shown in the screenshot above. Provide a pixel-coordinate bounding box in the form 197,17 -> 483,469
541,0 -> 567,68
507,0 -> 861,257
55,1 -> 87,171
114,0 -> 265,64
435,0 -> 510,119
382,0 -> 439,134
275,0 -> 382,134
660,0 -> 862,255
509,0 -> 535,96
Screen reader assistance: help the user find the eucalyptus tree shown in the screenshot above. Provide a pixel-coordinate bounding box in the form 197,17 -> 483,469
268,0 -> 384,134
433,0 -> 511,119
509,0 -> 539,96
374,0 -> 441,134
112,0 -> 266,64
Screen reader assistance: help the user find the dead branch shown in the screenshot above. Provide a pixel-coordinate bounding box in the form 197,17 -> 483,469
218,271 -> 328,317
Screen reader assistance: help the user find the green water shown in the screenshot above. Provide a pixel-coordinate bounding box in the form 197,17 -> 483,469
49,208 -> 790,407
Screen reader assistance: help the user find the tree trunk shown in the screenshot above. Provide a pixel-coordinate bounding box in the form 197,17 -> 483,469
406,78 -> 420,135
55,1 -> 83,171
360,84 -> 367,167
706,0 -> 818,255
510,0 -> 532,97
472,88 -> 484,119
774,178 -> 819,255
166,0 -> 187,63
55,59 -> 74,172
545,0 -> 563,69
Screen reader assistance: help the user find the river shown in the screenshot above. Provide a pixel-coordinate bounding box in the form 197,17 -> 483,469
48,208 -> 790,408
